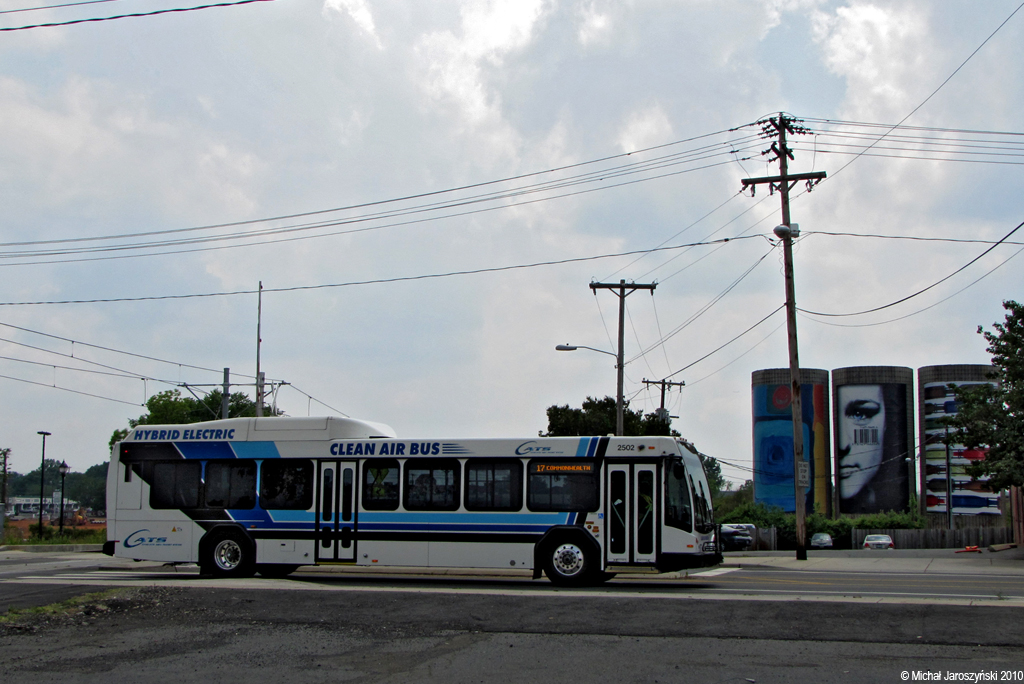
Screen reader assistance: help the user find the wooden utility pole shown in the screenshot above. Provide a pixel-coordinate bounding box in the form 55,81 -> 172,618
589,280 -> 657,435
642,378 -> 686,425
742,114 -> 825,561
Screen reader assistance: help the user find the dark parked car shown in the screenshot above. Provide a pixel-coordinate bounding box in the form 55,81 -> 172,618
719,524 -> 753,551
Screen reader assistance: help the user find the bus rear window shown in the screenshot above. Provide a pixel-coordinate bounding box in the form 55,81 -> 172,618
150,461 -> 201,509
205,460 -> 257,509
527,460 -> 598,512
259,460 -> 313,510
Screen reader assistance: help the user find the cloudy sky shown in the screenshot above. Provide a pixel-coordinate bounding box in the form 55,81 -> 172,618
1,0 -> 1021,487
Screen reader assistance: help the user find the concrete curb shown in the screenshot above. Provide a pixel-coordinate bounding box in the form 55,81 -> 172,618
0,544 -> 104,553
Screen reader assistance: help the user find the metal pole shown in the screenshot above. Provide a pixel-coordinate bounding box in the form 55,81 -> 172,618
0,448 -> 8,540
59,465 -> 67,536
945,427 -> 953,530
222,368 -> 230,419
256,282 -> 263,418
37,431 -> 50,540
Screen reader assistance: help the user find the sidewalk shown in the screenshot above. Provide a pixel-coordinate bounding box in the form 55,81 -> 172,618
721,547 -> 1024,576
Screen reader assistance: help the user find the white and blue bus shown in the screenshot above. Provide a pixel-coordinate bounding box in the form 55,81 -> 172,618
104,416 -> 719,585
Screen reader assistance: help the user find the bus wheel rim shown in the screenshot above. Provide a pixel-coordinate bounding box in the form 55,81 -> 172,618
214,539 -> 242,571
552,543 -> 584,577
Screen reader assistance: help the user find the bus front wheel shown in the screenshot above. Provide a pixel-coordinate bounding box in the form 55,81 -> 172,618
200,529 -> 256,578
543,539 -> 595,586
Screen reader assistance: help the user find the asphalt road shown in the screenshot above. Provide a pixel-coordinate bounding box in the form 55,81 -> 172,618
2,550 -> 1022,683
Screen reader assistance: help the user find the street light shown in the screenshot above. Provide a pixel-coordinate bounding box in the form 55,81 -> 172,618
37,431 -> 50,540
555,344 -> 624,436
58,461 -> 70,536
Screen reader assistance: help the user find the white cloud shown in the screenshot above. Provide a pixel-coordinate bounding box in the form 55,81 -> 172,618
323,0 -> 383,49
617,104 -> 674,153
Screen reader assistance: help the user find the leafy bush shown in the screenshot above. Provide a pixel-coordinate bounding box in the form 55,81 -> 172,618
717,501 -> 925,549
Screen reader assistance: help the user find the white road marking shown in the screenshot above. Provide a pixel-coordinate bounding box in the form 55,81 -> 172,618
6,570 -> 1024,608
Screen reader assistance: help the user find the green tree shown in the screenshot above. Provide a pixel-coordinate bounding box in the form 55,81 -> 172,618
8,459 -> 66,497
542,395 -> 727,498
109,389 -> 279,448
66,463 -> 108,513
713,479 -> 753,517
541,395 -> 677,438
946,300 -> 1024,490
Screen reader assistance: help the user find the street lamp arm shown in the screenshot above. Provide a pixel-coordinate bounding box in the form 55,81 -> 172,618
555,344 -> 617,359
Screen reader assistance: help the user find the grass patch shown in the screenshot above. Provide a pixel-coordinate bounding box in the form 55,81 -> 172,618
0,588 -> 135,625
2,526 -> 106,545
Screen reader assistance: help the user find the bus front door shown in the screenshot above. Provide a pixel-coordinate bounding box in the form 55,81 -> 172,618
316,460 -> 357,563
606,463 -> 659,566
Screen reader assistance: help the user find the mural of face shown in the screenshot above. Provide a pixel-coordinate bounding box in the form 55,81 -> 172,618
837,384 -> 885,500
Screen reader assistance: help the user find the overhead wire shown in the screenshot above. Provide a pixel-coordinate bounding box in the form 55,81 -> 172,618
799,218 -> 1024,317
799,242 -> 1024,329
628,248 -> 775,364
0,0 -> 276,31
0,129 -> 763,252
0,234 -> 765,306
0,152 -> 763,267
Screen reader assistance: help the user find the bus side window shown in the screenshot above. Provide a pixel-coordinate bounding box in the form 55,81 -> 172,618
362,458 -> 400,511
665,462 -> 693,533
465,460 -> 523,511
404,459 -> 460,511
205,460 -> 257,509
150,461 -> 202,509
526,460 -> 598,512
259,460 -> 314,510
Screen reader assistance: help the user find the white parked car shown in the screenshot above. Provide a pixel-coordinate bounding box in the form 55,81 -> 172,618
862,534 -> 894,550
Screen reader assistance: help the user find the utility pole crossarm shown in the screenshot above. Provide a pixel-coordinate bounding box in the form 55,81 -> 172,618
589,279 -> 657,436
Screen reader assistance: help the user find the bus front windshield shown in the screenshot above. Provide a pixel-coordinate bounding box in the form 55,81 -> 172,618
665,460 -> 692,533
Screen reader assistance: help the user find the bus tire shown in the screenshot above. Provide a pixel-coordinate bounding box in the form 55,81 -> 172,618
542,537 -> 596,587
257,564 -> 300,578
200,528 -> 256,579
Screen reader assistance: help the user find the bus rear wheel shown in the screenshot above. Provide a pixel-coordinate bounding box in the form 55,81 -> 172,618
201,529 -> 256,578
543,539 -> 596,587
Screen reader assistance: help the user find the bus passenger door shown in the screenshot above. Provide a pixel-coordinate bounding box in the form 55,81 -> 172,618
316,461 -> 357,563
606,463 -> 659,566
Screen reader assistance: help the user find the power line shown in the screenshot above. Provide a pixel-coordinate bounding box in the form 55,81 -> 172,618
0,320 -> 237,376
1,128 -> 761,251
806,231 -> 1024,246
799,218 -> 1024,317
0,0 -> 276,32
0,154 -> 759,267
799,242 -> 1024,329
0,0 -> 126,15
628,248 -> 775,364
0,372 -> 143,406
0,234 -> 763,306
662,304 -> 786,381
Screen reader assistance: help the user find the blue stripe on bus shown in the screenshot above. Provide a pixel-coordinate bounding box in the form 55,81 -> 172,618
176,442 -> 236,460
575,438 -> 590,457
357,523 -> 553,533
586,438 -> 598,458
358,512 -> 571,525
231,442 -> 282,459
